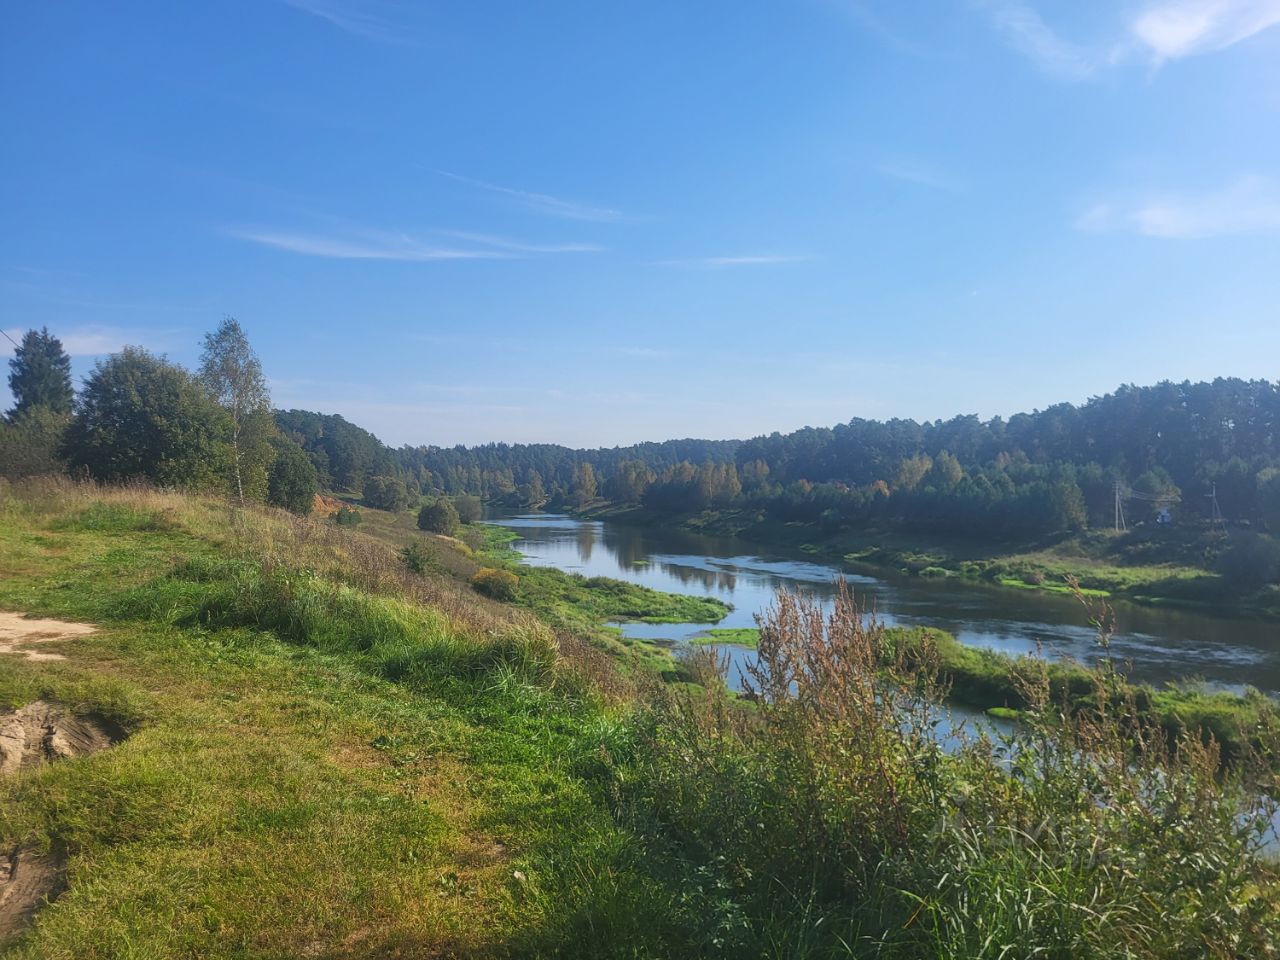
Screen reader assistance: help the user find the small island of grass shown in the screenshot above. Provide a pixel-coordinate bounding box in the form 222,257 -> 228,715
690,627 -> 760,648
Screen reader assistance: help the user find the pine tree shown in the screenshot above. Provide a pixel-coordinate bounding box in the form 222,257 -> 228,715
6,327 -> 73,418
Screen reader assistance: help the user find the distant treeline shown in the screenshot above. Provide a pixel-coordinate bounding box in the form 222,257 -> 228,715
9,324 -> 1278,554
273,379 -> 1280,546
273,406 -> 739,510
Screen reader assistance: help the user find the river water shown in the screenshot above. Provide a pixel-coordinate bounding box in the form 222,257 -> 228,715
490,513 -> 1280,697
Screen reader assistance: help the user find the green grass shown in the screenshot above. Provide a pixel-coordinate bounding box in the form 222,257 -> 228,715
689,627 -> 760,648
2,482 -> 1277,957
884,624 -> 1278,763
0,484 -> 717,956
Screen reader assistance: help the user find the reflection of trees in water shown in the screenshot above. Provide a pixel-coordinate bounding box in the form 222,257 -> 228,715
575,523 -> 596,563
656,561 -> 736,593
600,524 -> 651,569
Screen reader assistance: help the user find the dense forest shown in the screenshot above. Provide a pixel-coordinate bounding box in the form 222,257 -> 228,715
271,379 -> 1280,545
5,325 -> 1279,554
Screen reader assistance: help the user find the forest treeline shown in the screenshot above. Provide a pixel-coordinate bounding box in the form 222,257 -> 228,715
6,323 -> 1279,576
273,379 -> 1280,545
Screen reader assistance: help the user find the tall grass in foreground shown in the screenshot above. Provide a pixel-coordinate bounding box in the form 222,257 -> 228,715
630,581 -> 1280,958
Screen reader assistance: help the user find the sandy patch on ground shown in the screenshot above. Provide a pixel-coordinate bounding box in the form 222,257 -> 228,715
0,612 -> 96,662
0,844 -> 65,943
0,700 -> 126,777
0,689 -> 127,942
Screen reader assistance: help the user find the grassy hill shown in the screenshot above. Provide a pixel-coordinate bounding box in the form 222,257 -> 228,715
1,479 -> 1277,958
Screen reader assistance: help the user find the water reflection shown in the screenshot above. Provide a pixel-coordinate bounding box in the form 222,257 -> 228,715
489,513 -> 1280,697
490,511 -> 1280,850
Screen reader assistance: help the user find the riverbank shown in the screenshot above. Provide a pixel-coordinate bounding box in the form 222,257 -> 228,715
487,510 -> 1278,766
3,481 -> 1275,955
687,623 -> 1275,763
579,501 -> 1280,620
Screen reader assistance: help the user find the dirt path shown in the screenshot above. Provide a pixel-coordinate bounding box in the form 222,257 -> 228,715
0,697 -> 126,945
0,845 -> 66,943
0,612 -> 96,662
0,613 -> 122,945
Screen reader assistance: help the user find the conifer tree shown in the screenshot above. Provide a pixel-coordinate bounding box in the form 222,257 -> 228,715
6,327 -> 73,418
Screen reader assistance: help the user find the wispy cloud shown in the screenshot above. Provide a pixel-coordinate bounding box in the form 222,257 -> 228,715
1131,0 -> 1280,61
654,255 -> 809,268
874,159 -> 963,191
974,0 -> 1102,79
1075,175 -> 1280,238
280,0 -> 415,44
437,230 -> 603,254
228,224 -> 600,261
438,171 -> 625,222
609,346 -> 672,359
976,0 -> 1280,78
1,325 -> 168,358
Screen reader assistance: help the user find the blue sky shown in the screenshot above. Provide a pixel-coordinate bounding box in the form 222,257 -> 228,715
3,1 -> 1279,448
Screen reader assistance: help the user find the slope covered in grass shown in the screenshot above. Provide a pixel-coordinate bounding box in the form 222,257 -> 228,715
0,481 -> 688,956
1,479 -> 1277,958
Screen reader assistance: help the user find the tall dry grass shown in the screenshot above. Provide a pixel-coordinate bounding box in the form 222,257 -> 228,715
631,579 -> 1280,957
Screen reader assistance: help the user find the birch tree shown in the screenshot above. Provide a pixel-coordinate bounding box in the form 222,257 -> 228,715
199,318 -> 271,505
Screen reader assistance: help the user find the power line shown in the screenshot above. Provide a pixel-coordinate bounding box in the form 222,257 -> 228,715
0,327 -> 20,350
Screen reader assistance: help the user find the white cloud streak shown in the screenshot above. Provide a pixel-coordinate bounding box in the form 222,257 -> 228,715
228,225 -> 600,261
874,159 -> 963,191
976,0 -> 1280,78
654,255 -> 808,268
1076,176 -> 1280,238
1132,0 -> 1280,61
0,325 -> 164,358
437,230 -> 603,254
280,0 -> 414,45
975,0 -> 1102,79
438,171 -> 625,222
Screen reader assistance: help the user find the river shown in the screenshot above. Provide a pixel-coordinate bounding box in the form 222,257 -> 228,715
489,513 -> 1280,697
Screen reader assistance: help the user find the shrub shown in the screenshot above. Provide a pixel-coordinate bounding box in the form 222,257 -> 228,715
0,406 -> 68,479
418,498 -> 459,535
1217,531 -> 1280,590
266,436 -> 317,515
363,475 -> 410,511
472,567 -> 518,601
334,504 -> 362,526
454,495 -> 482,524
400,541 -> 433,575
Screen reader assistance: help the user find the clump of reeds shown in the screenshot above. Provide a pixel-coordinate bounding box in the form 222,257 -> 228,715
631,578 -> 1280,958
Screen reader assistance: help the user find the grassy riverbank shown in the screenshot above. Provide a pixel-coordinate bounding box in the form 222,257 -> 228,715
350,517 -> 730,670
473,524 -> 724,617
0,482 -> 641,955
2,481 -> 1276,956
580,501 -> 1280,619
886,624 -> 1278,762
686,620 -> 1277,763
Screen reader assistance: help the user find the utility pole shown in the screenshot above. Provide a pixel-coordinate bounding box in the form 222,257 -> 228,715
1207,482 -> 1227,535
1114,480 -> 1127,533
